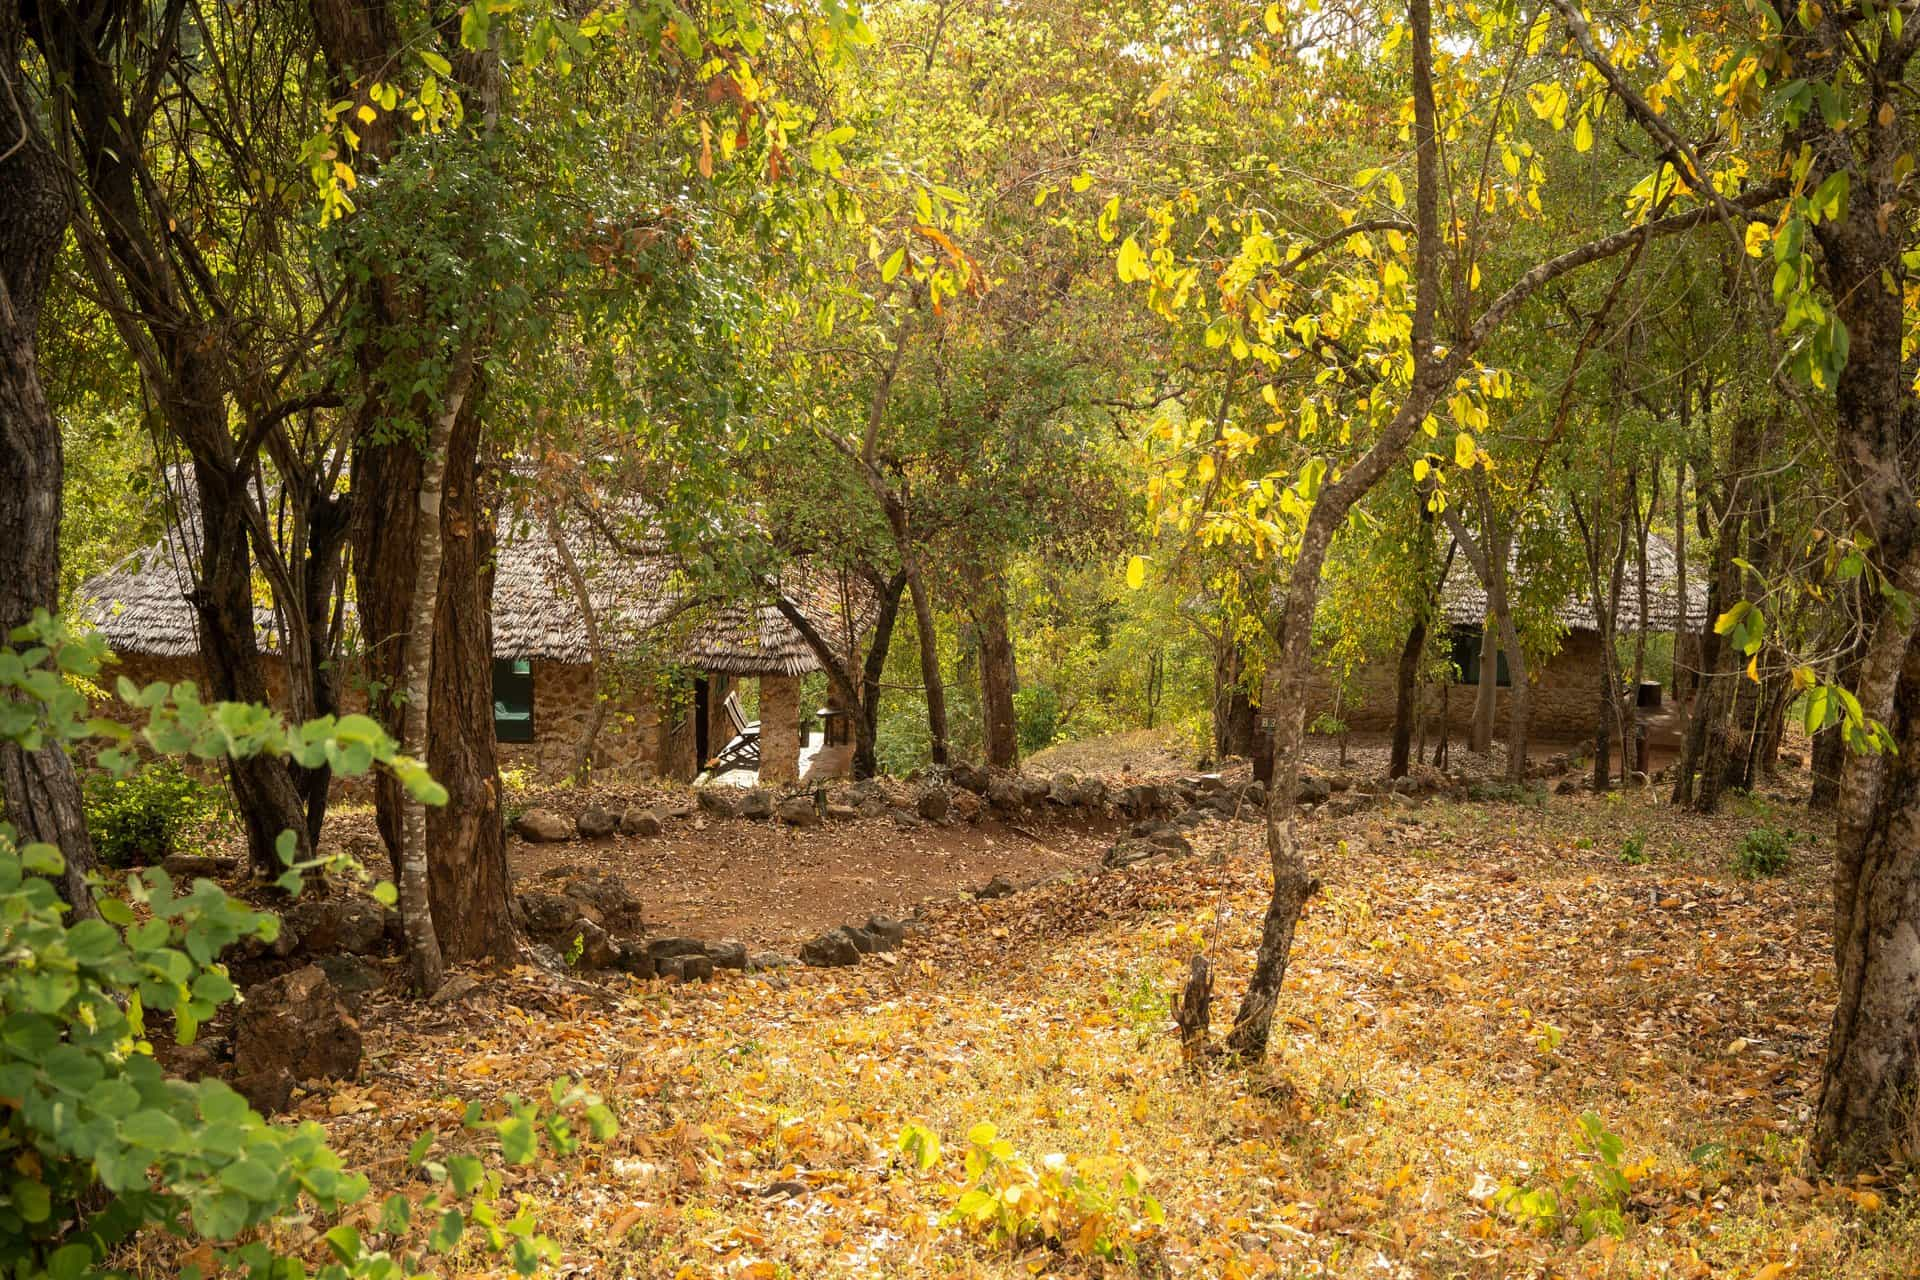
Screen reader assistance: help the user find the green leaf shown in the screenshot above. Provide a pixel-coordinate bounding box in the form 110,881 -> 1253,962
498,1116 -> 537,1164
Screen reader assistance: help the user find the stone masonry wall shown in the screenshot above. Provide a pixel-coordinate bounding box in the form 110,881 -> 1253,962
496,660 -> 664,782
1295,628 -> 1617,742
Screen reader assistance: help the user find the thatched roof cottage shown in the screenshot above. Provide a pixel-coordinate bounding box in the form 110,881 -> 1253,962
79,505 -> 873,786
1297,531 -> 1709,744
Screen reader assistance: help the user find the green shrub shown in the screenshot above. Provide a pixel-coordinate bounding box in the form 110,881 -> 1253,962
1013,684 -> 1063,756
1620,832 -> 1648,866
81,759 -> 219,868
1735,825 -> 1793,878
896,1120 -> 1165,1264
0,613 -> 613,1277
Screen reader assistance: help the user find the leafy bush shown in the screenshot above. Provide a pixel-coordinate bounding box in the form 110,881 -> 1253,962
1493,1112 -> 1647,1241
1307,712 -> 1347,737
1735,825 -> 1793,878
1013,684 -> 1064,756
1620,832 -> 1648,866
0,613 -> 614,1276
899,1120 -> 1164,1264
81,759 -> 220,868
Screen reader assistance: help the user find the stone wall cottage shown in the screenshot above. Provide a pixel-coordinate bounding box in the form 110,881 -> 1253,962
1292,531 -> 1709,744
78,500 -> 873,787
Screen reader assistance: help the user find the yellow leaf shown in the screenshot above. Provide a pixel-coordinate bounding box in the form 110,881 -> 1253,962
1574,114 -> 1593,153
1454,431 -> 1477,468
1747,655 -> 1760,682
1744,222 -> 1770,257
1413,458 -> 1431,482
1125,555 -> 1147,590
1264,2 -> 1282,33
1197,454 -> 1217,483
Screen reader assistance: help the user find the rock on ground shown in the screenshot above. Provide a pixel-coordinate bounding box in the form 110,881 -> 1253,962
777,795 -> 821,827
619,806 -> 663,837
285,896 -> 390,957
233,964 -> 363,1114
513,808 -> 573,842
799,927 -> 863,967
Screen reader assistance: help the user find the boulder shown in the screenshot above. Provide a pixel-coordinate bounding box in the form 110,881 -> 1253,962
777,795 -> 821,827
619,806 -> 663,837
161,853 -> 237,879
697,789 -> 739,819
562,875 -> 643,931
858,796 -> 891,819
1117,783 -> 1175,820
826,803 -> 861,823
679,954 -> 715,982
986,776 -> 1023,811
1295,777 -> 1332,806
950,761 -> 991,794
916,787 -> 951,822
657,953 -> 714,983
1241,781 -> 1267,810
704,939 -> 749,970
647,936 -> 708,960
1016,775 -> 1053,808
1148,828 -> 1194,855
738,789 -> 775,820
233,965 -> 362,1114
613,941 -> 656,979
314,953 -> 382,997
1104,839 -> 1162,870
513,808 -> 573,842
1047,773 -> 1083,806
518,891 -> 603,946
749,951 -> 796,972
665,794 -> 699,820
429,973 -> 484,1007
841,924 -> 880,954
572,920 -> 621,969
889,808 -> 924,830
286,896 -> 389,957
576,805 -> 619,840
973,874 -> 1016,900
864,916 -> 907,949
799,928 -> 863,967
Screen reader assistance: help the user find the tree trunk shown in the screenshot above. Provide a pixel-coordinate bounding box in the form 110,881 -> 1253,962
351,411 -> 514,966
904,560 -> 949,766
395,386 -> 463,994
544,507 -> 610,783
0,62 -> 98,914
1470,624 -> 1498,754
971,567 -> 1019,768
1229,0 -> 1443,1058
1390,617 -> 1427,780
1214,640 -> 1258,760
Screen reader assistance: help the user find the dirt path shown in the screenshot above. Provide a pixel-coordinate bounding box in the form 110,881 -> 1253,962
510,811 -> 1119,947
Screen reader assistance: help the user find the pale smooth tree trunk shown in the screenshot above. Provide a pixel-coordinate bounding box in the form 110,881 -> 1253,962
395,380 -> 468,994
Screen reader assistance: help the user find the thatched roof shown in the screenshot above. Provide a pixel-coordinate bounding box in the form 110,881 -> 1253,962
490,511 -> 872,675
78,495 -> 872,678
1438,531 -> 1705,634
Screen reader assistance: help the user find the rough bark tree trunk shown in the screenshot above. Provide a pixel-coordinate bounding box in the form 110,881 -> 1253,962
970,566 -> 1019,769
904,560 -> 949,766
0,53 -> 98,913
1214,641 -> 1258,761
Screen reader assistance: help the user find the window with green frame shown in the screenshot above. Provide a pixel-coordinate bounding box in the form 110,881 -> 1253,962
492,658 -> 534,742
1449,626 -> 1510,687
